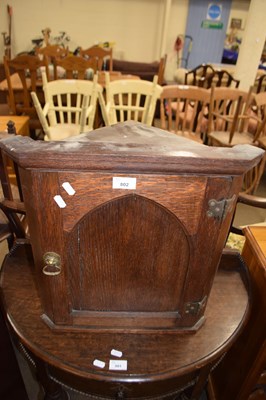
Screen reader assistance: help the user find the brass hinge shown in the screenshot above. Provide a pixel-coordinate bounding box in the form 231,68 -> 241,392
207,195 -> 236,221
185,296 -> 207,315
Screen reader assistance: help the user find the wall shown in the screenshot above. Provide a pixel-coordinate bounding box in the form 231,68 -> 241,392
0,0 -> 188,80
227,0 -> 250,36
0,0 -> 249,81
0,2 -> 186,57
224,0 -> 250,57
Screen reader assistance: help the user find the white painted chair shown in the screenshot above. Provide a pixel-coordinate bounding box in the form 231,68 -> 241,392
31,72 -> 104,141
100,73 -> 163,126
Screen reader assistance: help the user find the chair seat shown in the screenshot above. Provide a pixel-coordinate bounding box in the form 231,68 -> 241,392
208,131 -> 255,147
44,123 -> 91,141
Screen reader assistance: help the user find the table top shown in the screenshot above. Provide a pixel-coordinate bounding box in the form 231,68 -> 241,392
0,115 -> 29,127
0,244 -> 249,384
0,115 -> 29,137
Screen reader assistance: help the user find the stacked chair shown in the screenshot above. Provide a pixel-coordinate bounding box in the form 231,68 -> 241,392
79,45 -> 113,71
3,54 -> 49,138
36,44 -> 69,80
207,86 -> 266,147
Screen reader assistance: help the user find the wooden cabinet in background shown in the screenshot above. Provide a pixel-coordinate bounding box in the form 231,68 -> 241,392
208,226 -> 266,400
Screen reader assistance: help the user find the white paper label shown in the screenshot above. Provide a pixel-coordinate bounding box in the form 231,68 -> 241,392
111,349 -> 123,358
62,182 -> 76,196
93,359 -> 105,369
109,360 -> 127,371
112,177 -> 136,190
53,195 -> 66,208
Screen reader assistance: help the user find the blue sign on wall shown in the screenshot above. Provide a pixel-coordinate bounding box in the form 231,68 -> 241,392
184,0 -> 232,69
207,3 -> 222,21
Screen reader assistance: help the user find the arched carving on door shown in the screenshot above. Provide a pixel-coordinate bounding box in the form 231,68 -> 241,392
67,194 -> 191,314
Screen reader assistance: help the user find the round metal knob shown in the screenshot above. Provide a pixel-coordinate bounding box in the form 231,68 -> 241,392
42,252 -> 61,276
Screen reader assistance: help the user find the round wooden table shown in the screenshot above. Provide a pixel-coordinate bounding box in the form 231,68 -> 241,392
0,244 -> 249,400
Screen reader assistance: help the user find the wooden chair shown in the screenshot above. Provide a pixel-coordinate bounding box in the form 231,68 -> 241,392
160,85 -> 211,143
184,63 -> 215,86
257,92 -> 266,147
231,191 -> 266,237
31,72 -> 104,141
206,86 -> 265,147
228,153 -> 266,241
203,69 -> 240,89
0,210 -> 14,250
3,54 -> 49,138
242,151 -> 266,195
158,54 -> 167,85
0,136 -> 28,243
55,55 -> 98,79
254,72 -> 266,93
36,44 -> 69,79
79,45 -> 113,71
100,73 -> 163,126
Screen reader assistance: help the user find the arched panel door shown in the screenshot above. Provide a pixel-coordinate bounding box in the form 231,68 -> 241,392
67,194 -> 191,329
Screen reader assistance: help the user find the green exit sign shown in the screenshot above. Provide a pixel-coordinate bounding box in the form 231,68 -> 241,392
201,20 -> 223,29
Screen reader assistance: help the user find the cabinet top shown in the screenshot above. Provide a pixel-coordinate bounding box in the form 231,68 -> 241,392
0,121 -> 264,175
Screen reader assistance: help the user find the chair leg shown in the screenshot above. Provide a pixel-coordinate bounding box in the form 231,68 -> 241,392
7,234 -> 14,251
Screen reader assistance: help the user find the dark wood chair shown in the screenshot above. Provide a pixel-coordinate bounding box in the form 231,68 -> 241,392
0,210 -> 14,250
3,54 -> 49,138
203,69 -> 240,88
36,44 -> 69,79
185,64 -> 240,89
230,190 -> 266,237
184,63 -> 215,87
255,72 -> 266,93
79,45 -> 113,72
0,135 -> 28,243
55,55 -> 98,79
0,121 -> 27,249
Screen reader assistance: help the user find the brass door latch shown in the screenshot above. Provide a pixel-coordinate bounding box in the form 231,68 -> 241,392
42,252 -> 61,276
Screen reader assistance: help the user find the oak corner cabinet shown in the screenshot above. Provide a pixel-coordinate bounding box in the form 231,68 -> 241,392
0,121 -> 264,333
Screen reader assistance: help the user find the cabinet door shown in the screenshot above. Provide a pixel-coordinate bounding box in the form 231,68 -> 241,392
23,170 -> 237,331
